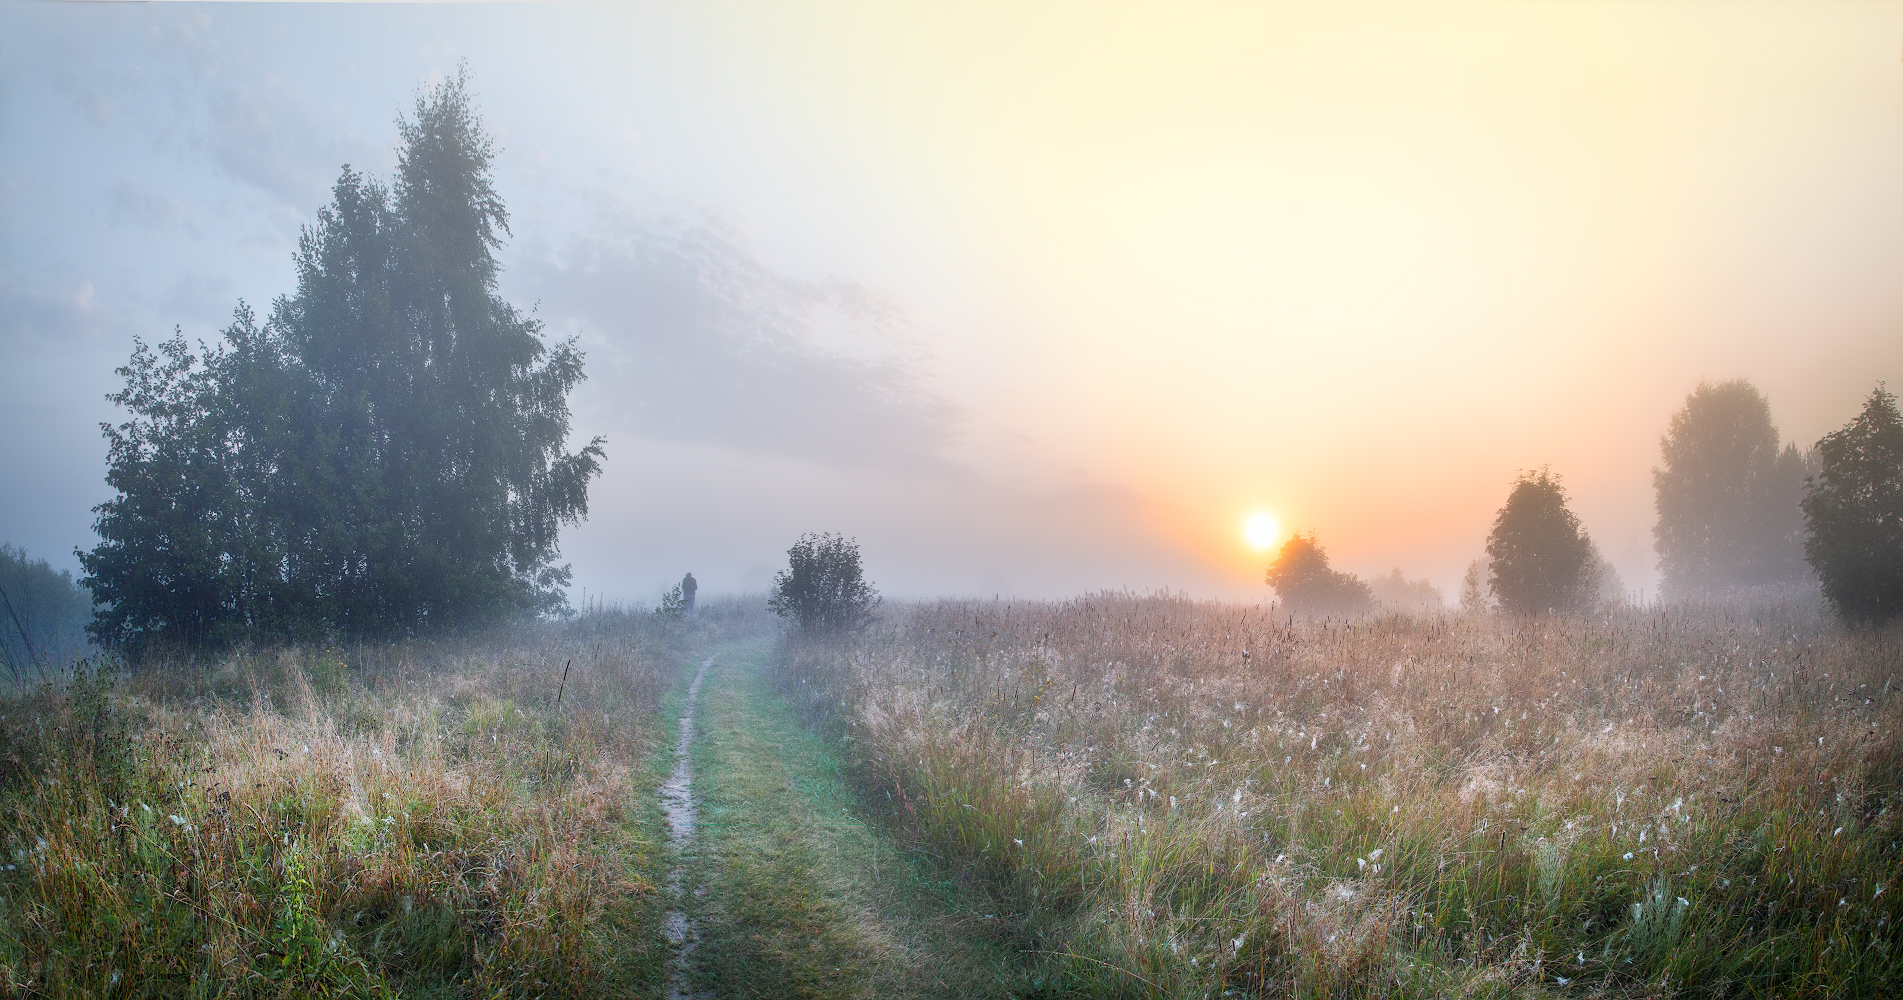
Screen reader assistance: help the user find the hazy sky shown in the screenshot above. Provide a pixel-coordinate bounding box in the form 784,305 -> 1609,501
4,2 -> 1902,606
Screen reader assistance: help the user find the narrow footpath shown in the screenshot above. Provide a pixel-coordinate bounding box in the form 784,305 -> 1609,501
661,652 -> 717,1000
658,639 -> 1038,1000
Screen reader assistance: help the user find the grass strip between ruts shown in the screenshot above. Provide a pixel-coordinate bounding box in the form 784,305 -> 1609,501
683,639 -> 1048,999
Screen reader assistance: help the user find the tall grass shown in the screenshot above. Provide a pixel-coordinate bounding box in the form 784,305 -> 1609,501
0,601 -> 767,998
779,596 -> 1903,997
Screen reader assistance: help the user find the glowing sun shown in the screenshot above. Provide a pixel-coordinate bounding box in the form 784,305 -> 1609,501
1243,511 -> 1281,552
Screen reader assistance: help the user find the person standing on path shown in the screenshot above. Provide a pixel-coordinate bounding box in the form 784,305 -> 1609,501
681,572 -> 697,614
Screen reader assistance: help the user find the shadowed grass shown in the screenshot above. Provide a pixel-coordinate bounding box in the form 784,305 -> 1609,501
0,601 -> 770,998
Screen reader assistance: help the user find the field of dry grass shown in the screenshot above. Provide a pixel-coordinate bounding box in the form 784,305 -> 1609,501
0,598 -> 768,998
778,595 -> 1903,998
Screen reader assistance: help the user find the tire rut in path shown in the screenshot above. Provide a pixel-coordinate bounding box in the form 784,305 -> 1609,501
661,652 -> 716,1000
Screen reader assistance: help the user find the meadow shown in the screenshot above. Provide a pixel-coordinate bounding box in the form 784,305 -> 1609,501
778,594 -> 1903,998
0,597 -> 769,999
4,591 -> 1898,999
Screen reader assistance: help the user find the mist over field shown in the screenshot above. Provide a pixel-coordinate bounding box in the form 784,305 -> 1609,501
6,2 -> 1901,610
4,5 -> 1903,998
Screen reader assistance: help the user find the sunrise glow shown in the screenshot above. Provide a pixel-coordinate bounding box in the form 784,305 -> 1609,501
1243,512 -> 1281,552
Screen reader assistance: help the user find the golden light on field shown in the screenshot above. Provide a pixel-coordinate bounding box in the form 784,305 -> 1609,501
1243,511 -> 1281,552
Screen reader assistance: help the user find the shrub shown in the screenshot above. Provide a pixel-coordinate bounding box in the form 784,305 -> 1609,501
767,533 -> 880,635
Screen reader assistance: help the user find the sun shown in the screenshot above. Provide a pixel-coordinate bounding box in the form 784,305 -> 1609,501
1243,511 -> 1280,552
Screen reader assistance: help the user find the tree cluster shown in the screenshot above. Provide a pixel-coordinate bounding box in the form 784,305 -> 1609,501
0,544 -> 94,681
1264,534 -> 1374,617
1369,567 -> 1443,615
80,71 -> 603,652
1646,377 -> 1903,622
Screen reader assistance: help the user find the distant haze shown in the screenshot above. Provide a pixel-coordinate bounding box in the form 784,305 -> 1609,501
4,2 -> 1901,607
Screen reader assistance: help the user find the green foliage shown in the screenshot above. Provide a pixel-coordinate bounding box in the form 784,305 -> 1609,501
0,544 -> 93,683
1486,467 -> 1594,615
1802,384 -> 1903,623
1264,532 -> 1373,616
767,533 -> 880,635
80,68 -> 603,652
1653,379 -> 1811,599
654,585 -> 687,622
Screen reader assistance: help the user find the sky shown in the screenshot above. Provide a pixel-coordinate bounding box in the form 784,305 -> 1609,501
4,1 -> 1902,607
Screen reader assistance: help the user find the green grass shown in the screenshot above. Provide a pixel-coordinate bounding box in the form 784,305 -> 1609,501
684,639 -> 1045,998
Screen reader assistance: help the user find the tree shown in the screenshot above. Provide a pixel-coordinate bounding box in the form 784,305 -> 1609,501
1653,379 -> 1809,600
1487,468 -> 1595,615
1459,558 -> 1492,613
80,68 -> 604,652
768,533 -> 880,635
1802,384 -> 1903,623
1264,533 -> 1373,616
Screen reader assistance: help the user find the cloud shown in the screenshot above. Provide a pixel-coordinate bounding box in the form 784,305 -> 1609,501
111,178 -> 195,236
513,209 -> 958,474
45,8 -> 373,215
194,79 -> 340,210
0,277 -> 103,346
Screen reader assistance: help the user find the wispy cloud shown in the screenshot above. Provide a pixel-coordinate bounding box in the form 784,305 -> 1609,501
515,205 -> 958,474
111,178 -> 195,236
0,277 -> 101,346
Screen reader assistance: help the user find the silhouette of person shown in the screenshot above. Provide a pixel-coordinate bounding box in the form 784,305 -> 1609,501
681,572 -> 697,614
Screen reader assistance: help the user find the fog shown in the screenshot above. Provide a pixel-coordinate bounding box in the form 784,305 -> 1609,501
5,2 -> 1902,608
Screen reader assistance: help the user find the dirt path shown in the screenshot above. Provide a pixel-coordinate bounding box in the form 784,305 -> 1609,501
662,640 -> 1037,999
661,652 -> 716,1000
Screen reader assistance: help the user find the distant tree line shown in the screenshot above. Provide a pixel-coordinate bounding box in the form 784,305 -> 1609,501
1267,379 -> 1902,623
0,544 -> 93,682
79,70 -> 603,654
